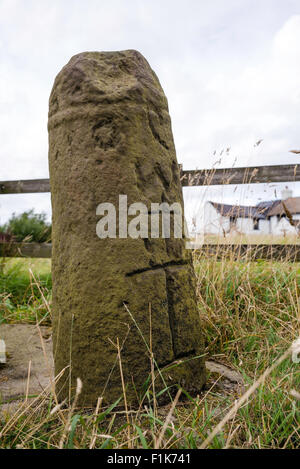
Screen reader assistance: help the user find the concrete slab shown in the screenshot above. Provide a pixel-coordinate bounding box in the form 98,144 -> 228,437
0,324 -> 53,403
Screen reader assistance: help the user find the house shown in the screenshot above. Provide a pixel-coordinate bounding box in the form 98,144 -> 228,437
203,190 -> 300,236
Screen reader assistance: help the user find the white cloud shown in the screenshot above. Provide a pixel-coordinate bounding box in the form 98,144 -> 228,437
170,15 -> 300,171
0,1 -> 300,222
272,15 -> 300,59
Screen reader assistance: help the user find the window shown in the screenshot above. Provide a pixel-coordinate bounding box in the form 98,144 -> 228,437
253,219 -> 259,230
229,216 -> 236,229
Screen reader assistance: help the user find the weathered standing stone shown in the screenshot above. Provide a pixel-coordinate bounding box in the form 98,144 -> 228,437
48,50 -> 206,406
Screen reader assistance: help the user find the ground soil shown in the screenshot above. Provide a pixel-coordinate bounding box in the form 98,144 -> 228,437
0,324 -> 244,417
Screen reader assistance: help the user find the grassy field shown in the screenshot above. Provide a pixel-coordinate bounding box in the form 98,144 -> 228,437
202,233 -> 300,245
0,254 -> 299,449
0,258 -> 52,326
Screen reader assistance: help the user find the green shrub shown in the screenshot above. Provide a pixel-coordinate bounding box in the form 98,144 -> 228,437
0,259 -> 52,324
1,209 -> 51,243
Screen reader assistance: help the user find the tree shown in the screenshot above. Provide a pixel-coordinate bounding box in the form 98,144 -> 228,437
1,210 -> 51,243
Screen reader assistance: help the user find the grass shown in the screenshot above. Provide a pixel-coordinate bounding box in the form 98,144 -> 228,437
202,233 -> 300,245
0,258 -> 52,325
0,253 -> 299,449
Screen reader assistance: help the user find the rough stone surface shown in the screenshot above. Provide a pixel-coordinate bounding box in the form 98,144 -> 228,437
48,50 -> 206,406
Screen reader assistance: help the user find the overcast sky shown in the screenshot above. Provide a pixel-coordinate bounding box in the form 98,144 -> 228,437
0,0 -> 300,225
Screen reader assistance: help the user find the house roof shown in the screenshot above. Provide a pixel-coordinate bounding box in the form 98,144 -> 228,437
210,202 -> 258,218
209,197 -> 300,220
267,197 -> 300,216
255,200 -> 281,215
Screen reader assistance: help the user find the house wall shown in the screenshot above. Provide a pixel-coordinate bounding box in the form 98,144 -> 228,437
236,217 -> 253,233
204,202 -> 300,236
203,202 -> 230,234
258,219 -> 270,234
270,216 -> 297,235
204,202 -> 269,235
236,217 -> 270,235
